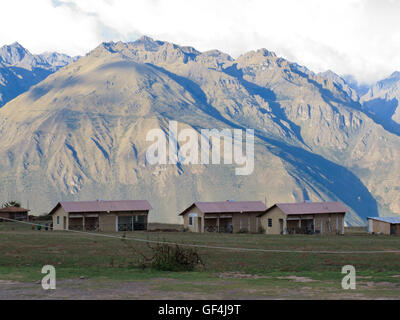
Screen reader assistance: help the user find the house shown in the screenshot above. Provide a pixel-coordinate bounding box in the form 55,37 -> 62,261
179,201 -> 267,233
367,217 -> 400,235
0,207 -> 30,222
49,200 -> 152,232
258,202 -> 347,235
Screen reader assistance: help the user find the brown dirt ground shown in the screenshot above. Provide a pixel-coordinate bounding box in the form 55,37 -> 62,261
1,278 -> 399,300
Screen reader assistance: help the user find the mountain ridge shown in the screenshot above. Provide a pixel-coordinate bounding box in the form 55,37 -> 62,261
0,36 -> 399,224
0,42 -> 78,107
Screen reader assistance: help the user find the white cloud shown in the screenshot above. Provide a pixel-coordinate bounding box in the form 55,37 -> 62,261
0,0 -> 399,84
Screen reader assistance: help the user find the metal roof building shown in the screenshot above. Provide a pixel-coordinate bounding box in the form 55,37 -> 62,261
179,201 -> 267,233
0,206 -> 30,221
367,217 -> 400,235
49,200 -> 152,233
258,202 -> 348,235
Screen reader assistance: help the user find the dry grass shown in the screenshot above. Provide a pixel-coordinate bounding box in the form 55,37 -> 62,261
0,223 -> 400,299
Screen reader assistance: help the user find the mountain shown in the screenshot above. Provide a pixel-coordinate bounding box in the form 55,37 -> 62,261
360,71 -> 400,135
318,70 -> 359,102
0,42 -> 78,107
0,36 -> 399,224
342,74 -> 371,97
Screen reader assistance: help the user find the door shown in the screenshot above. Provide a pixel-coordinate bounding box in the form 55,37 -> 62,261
368,219 -> 373,233
391,224 -> 396,235
279,219 -> 284,235
63,216 -> 67,230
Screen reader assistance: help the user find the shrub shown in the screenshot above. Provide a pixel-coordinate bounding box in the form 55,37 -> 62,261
139,241 -> 203,272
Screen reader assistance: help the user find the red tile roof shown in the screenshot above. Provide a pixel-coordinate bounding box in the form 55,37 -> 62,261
49,200 -> 152,215
180,201 -> 267,215
259,202 -> 348,217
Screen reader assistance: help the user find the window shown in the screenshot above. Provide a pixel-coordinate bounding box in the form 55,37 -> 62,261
268,219 -> 273,228
57,216 -> 60,225
118,216 -> 133,232
117,216 -> 147,231
189,217 -> 193,226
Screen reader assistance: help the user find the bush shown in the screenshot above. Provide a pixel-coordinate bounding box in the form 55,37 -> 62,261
238,228 -> 249,234
139,241 -> 203,272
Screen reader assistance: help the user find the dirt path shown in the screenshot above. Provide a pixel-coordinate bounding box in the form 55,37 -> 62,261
1,278 -> 399,300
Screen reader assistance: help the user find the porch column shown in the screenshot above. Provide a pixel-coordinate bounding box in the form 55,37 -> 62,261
328,216 -> 331,233
342,217 -> 345,235
283,218 -> 287,235
83,215 -> 85,231
217,216 -> 220,233
336,216 -> 339,233
313,218 -> 316,233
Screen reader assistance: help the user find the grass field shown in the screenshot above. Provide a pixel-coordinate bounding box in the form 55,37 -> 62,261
0,222 -> 399,299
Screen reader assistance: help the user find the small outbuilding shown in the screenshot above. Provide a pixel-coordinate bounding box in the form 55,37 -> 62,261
0,207 -> 30,222
179,201 -> 267,233
367,217 -> 400,235
49,200 -> 152,232
258,202 -> 347,235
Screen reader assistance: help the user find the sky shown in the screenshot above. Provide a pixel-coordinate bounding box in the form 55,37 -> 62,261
0,0 -> 399,84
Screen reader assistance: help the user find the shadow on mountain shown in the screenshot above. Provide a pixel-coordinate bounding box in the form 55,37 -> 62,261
147,63 -> 223,120
0,66 -> 53,107
99,60 -> 157,74
10,66 -> 53,85
292,67 -> 400,137
362,98 -> 400,136
291,67 -> 360,108
263,138 -> 378,223
28,74 -> 82,101
147,63 -> 378,223
54,108 -> 82,130
29,85 -> 53,100
223,64 -> 308,147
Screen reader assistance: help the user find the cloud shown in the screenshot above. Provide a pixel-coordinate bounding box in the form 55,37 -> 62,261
1,0 -> 400,84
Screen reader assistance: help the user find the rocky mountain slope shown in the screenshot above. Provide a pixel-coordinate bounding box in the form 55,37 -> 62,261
360,71 -> 400,135
0,42 -> 77,107
0,36 -> 399,224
